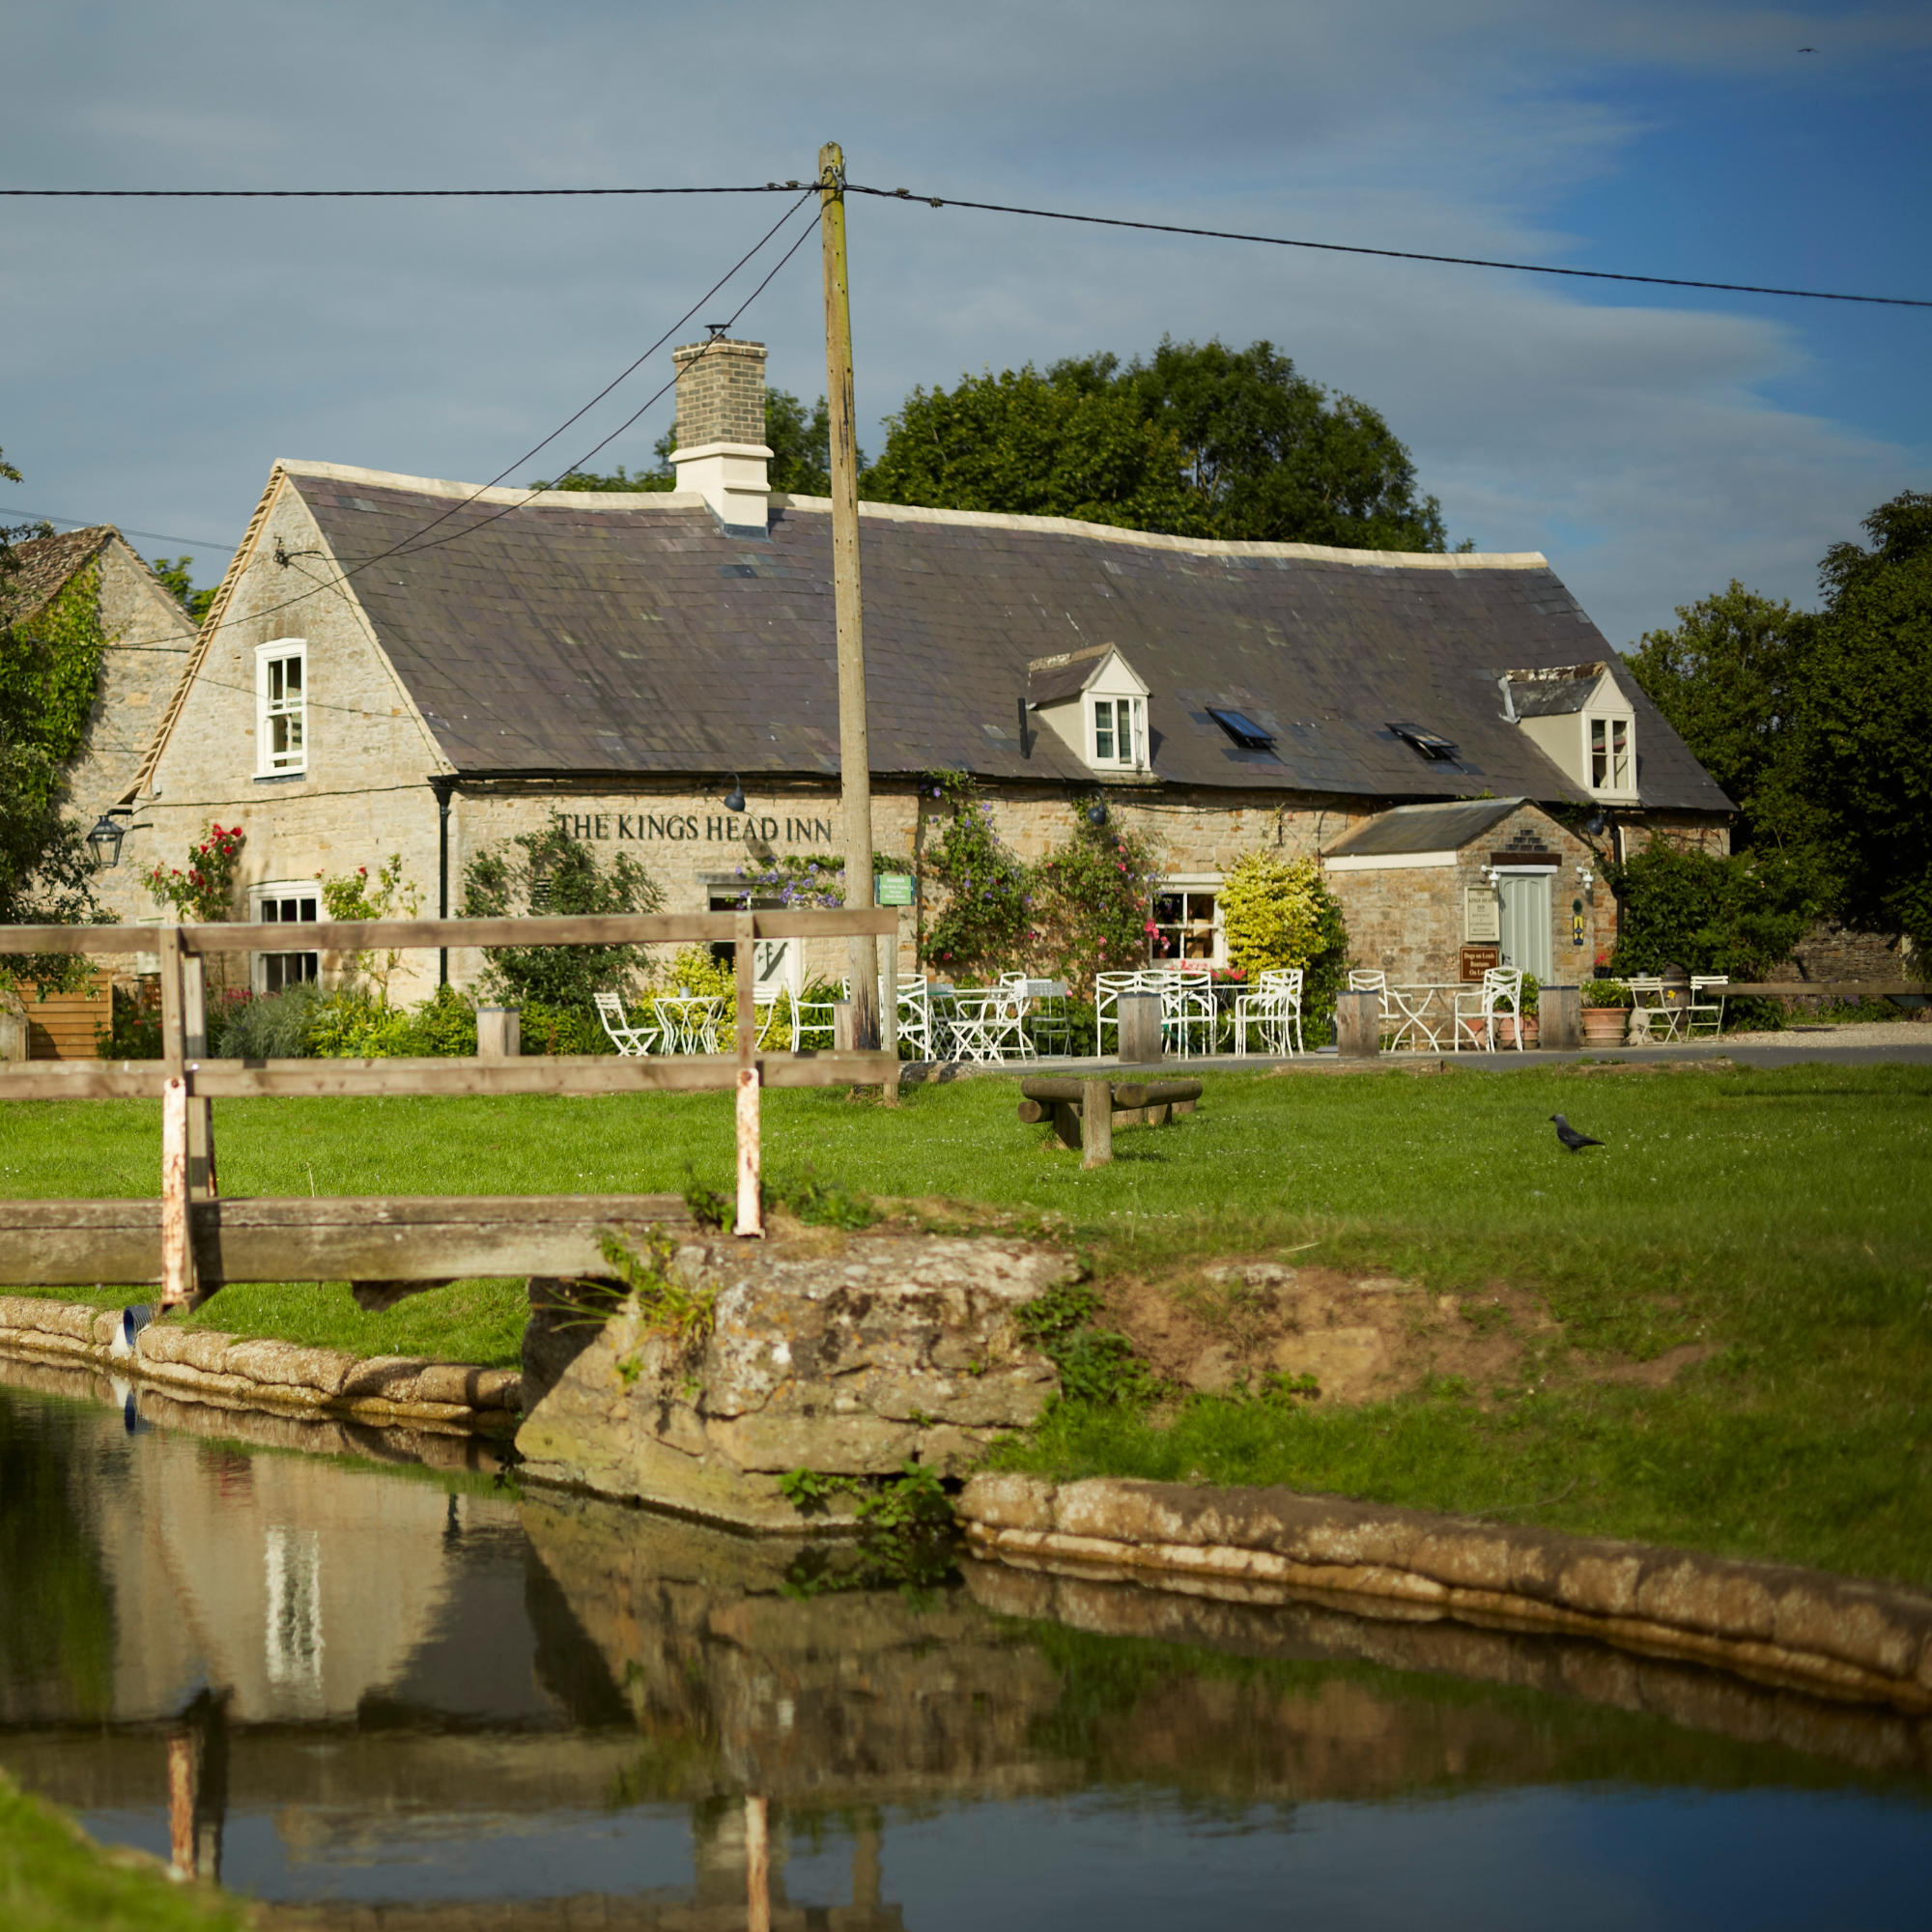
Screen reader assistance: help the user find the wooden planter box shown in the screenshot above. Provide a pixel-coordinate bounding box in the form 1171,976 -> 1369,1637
21,970 -> 115,1062
1581,1007 -> 1629,1046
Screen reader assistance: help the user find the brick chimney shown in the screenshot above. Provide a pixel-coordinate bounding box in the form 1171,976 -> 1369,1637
670,336 -> 772,531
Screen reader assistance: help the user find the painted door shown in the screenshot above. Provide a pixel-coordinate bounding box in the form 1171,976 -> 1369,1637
1497,872 -> 1552,981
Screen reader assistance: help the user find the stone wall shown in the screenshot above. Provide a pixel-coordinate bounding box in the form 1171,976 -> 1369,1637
1771,923 -> 1918,985
73,537 -> 200,927
1325,801 -> 1609,986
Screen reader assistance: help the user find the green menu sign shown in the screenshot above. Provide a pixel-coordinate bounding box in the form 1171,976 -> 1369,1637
875,872 -> 916,907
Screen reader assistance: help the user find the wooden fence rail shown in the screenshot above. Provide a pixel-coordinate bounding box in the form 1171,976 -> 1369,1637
0,908 -> 903,1308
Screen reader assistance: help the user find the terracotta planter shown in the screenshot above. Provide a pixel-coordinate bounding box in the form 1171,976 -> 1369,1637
1581,1007 -> 1628,1046
1496,1015 -> 1540,1048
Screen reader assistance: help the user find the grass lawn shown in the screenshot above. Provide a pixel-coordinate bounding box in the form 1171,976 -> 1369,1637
2,1061 -> 1928,1586
0,1773 -> 245,1932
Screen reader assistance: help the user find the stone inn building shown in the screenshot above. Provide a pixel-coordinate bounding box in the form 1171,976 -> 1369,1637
119,338 -> 1732,1006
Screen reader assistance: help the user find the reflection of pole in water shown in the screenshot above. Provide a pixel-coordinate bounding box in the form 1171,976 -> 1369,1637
165,1690 -> 228,1882
852,1805 -> 882,1909
745,1793 -> 771,1932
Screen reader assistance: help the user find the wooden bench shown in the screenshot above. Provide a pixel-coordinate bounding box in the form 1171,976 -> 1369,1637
1017,1076 -> 1203,1167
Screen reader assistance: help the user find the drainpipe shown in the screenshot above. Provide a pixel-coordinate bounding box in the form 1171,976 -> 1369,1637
429,776 -> 456,986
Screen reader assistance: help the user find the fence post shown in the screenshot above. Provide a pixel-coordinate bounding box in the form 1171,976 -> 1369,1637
1080,1076 -> 1114,1168
1117,991 -> 1162,1065
1540,984 -> 1580,1052
1335,989 -> 1381,1059
734,912 -> 763,1238
181,952 -> 217,1200
158,927 -> 195,1308
476,1007 -> 522,1059
879,912 -> 900,1104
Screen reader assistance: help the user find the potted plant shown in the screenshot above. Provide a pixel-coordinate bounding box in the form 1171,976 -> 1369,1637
1580,978 -> 1632,1045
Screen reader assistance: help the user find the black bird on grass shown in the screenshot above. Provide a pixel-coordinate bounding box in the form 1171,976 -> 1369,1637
1549,1114 -> 1604,1153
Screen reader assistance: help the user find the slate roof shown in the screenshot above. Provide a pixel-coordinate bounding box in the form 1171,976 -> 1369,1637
280,466 -> 1731,813
1026,643 -> 1116,708
0,525 -> 113,629
1323,797 -> 1525,858
1502,664 -> 1604,719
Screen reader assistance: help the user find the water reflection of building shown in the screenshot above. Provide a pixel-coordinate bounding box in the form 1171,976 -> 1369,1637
4,1368 -> 1924,1929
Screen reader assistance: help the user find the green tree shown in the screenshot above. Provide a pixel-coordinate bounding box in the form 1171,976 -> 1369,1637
1121,338 -> 1448,548
1605,841 -> 1814,981
1626,582 -> 1816,859
864,340 -> 1449,550
0,447 -> 102,955
144,554 -> 219,622
1796,492 -> 1932,952
865,361 -> 1194,530
1627,492 -> 1932,957
461,822 -> 662,1006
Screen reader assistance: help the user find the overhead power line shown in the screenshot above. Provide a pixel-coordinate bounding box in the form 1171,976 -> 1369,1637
843,182 -> 1932,310
4,173 -> 1923,306
0,508 -> 233,553
0,185 -> 798,198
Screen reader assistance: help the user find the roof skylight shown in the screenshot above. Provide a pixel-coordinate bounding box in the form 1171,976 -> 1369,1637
1206,706 -> 1275,751
1387,721 -> 1461,763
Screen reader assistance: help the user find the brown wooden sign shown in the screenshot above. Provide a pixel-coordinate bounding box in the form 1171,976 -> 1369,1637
1460,945 -> 1500,980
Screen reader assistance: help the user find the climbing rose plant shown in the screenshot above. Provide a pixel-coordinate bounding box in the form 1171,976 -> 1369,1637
1028,809 -> 1165,991
917,773 -> 1034,980
147,822 -> 244,922
317,852 -> 423,1004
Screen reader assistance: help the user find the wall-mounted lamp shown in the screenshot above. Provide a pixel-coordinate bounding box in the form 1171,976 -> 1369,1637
1576,864 -> 1595,894
1085,800 -> 1108,828
722,774 -> 747,814
85,813 -> 127,869
1481,865 -> 1501,888
1583,812 -> 1607,838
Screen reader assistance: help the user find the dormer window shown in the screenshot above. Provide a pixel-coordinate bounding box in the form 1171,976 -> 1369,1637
1026,642 -> 1152,775
1590,716 -> 1631,791
1498,663 -> 1637,801
1093,695 -> 1145,768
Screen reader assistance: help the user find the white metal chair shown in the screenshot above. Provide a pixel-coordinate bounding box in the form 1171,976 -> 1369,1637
753,983 -> 792,1050
1234,968 -> 1304,1056
1094,971 -> 1151,1055
1624,975 -> 1677,1044
792,980 -> 846,1052
1009,977 -> 1072,1056
594,990 -> 657,1057
895,980 -> 935,1060
1687,975 -> 1729,1039
1453,968 -> 1522,1052
949,983 -> 1030,1064
1160,970 -> 1216,1058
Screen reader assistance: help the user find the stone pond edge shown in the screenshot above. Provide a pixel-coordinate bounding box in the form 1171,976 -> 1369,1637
959,1472 -> 1932,1712
0,1293 -> 519,1435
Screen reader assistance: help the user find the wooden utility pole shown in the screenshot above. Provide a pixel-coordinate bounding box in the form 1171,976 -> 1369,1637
819,140 -> 878,1049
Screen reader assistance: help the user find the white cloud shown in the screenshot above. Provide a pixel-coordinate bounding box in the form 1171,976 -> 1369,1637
0,0 -> 1922,639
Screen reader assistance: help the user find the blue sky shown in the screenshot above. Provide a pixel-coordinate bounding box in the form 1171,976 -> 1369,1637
1,0 -> 1926,646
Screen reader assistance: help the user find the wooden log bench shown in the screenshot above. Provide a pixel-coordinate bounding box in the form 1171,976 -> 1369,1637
1017,1076 -> 1203,1167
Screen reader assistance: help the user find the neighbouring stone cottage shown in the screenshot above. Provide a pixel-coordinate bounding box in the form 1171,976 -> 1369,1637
114,340 -> 1732,1005
1,526 -> 199,1056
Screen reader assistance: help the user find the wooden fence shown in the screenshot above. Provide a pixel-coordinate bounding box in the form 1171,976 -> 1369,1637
0,908 -> 900,1308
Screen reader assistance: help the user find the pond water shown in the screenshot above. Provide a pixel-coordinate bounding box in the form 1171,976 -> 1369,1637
2,1362 -> 1928,1930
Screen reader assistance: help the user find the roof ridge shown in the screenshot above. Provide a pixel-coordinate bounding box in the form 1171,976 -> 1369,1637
271,462 -> 1548,570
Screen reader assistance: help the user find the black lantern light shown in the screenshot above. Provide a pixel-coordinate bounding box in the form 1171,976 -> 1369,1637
85,812 -> 127,869
1085,799 -> 1108,828
723,774 -> 748,814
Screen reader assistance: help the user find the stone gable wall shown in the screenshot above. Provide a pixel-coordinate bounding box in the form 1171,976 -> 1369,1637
72,540 -> 199,926
134,481 -> 446,994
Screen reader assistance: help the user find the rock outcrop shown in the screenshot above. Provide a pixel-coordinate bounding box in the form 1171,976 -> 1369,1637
517,1226 -> 1069,1528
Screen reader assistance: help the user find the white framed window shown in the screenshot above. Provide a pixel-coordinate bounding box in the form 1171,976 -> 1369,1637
1151,879 -> 1224,964
251,883 -> 321,995
1092,695 -> 1145,770
256,639 -> 307,776
1588,715 -> 1632,793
